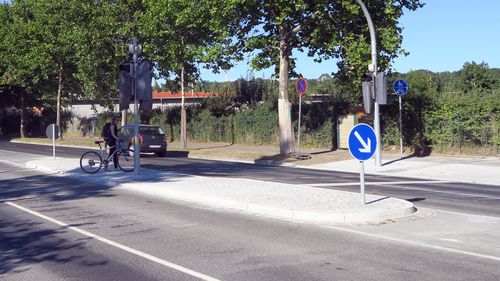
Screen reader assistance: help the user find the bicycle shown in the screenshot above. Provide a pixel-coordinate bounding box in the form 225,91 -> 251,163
80,140 -> 135,174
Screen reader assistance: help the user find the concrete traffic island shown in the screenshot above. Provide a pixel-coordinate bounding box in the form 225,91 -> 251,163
117,176 -> 416,225
24,157 -> 416,226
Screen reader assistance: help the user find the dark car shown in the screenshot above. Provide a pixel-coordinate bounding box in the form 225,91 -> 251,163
118,124 -> 167,157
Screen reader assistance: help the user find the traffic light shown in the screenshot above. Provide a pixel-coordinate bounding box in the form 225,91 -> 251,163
136,60 -> 152,113
362,81 -> 372,114
119,63 -> 133,111
118,60 -> 152,112
361,73 -> 373,114
136,61 -> 152,102
376,72 -> 387,105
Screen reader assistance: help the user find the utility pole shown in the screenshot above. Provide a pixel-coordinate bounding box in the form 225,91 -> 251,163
180,37 -> 187,150
181,65 -> 187,149
355,0 -> 382,167
129,37 -> 142,173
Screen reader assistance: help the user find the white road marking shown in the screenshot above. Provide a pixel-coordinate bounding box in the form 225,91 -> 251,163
6,201 -> 221,281
326,225 -> 500,262
307,180 -> 451,187
375,183 -> 500,200
307,181 -> 500,200
423,208 -> 500,221
255,177 -> 277,181
0,168 -> 37,174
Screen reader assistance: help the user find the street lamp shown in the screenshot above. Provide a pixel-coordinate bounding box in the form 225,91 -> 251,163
355,0 -> 382,167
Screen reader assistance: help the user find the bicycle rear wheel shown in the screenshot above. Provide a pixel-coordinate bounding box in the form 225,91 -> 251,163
80,151 -> 103,174
117,149 -> 134,172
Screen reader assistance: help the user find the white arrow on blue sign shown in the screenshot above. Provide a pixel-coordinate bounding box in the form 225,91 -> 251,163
393,79 -> 408,96
348,123 -> 377,161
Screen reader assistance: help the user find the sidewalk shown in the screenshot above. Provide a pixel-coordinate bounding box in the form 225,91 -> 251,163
1,147 -> 415,226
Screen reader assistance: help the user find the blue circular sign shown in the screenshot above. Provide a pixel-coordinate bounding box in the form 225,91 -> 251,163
393,79 -> 408,96
296,78 -> 307,95
348,123 -> 377,161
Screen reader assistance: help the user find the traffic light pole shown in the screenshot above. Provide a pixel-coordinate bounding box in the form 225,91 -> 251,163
131,37 -> 140,173
356,0 -> 382,167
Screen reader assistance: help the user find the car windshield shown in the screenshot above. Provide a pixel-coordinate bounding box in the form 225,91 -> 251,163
139,127 -> 164,135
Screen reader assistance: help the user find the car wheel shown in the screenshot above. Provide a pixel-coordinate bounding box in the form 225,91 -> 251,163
157,150 -> 166,157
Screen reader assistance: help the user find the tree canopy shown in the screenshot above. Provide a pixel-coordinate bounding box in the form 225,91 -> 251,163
1,0 -> 425,146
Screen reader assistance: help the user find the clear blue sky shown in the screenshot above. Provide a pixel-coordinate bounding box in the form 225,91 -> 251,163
200,0 -> 500,82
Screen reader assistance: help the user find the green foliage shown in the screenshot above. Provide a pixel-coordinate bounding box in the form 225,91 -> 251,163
140,0 -> 239,81
301,120 -> 333,148
424,92 -> 499,150
189,109 -> 232,143
460,61 -> 497,94
384,65 -> 500,154
232,102 -> 279,145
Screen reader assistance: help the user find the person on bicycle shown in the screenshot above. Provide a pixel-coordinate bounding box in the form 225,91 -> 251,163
104,116 -> 120,169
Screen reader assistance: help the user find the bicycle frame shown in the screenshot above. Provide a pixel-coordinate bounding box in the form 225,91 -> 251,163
95,141 -> 123,164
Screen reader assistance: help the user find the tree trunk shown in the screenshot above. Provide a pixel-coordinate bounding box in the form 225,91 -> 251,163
19,88 -> 26,138
56,63 -> 63,139
278,38 -> 294,155
331,110 -> 339,151
180,66 -> 187,149
121,110 -> 128,126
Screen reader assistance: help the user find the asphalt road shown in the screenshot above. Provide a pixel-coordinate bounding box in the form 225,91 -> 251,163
1,159 -> 499,281
2,141 -> 499,217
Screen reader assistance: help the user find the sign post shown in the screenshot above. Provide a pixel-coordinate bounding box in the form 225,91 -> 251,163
348,123 -> 377,204
45,124 -> 59,159
295,78 -> 307,156
393,79 -> 408,158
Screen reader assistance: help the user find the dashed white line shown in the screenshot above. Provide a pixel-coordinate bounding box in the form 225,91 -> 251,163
307,181 -> 500,200
6,201 -> 221,281
326,224 -> 500,262
375,184 -> 500,200
307,180 -> 452,187
422,208 -> 500,221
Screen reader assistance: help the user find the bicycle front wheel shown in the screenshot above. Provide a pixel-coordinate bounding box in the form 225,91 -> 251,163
80,151 -> 103,174
117,149 -> 134,172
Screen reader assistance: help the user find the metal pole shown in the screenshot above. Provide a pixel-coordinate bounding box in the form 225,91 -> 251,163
356,0 -> 381,167
297,94 -> 302,154
399,95 -> 403,157
360,161 -> 365,204
132,37 -> 140,173
52,124 -> 55,159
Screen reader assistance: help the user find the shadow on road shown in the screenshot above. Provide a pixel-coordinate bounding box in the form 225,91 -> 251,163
0,174 -> 115,204
382,154 -> 416,166
164,150 -> 189,158
0,217 -> 108,275
406,197 -> 426,203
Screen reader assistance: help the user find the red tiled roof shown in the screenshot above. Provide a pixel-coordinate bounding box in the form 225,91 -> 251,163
153,91 -> 234,99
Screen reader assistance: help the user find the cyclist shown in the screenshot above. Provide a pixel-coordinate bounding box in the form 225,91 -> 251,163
103,115 -> 120,170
